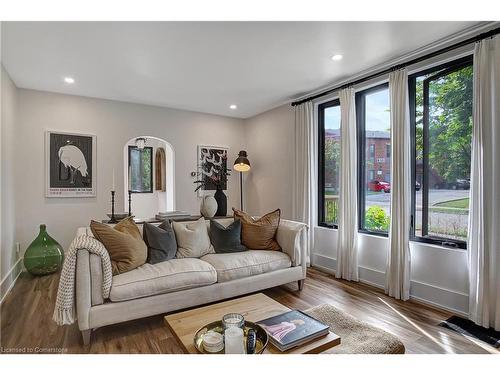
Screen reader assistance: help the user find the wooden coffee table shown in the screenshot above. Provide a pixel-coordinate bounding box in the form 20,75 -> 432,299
164,293 -> 340,354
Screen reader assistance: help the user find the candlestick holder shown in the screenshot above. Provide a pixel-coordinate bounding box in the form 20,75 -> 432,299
128,190 -> 132,216
109,190 -> 118,223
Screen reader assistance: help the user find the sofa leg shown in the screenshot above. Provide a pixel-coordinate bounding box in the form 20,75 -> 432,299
81,329 -> 91,346
298,279 -> 305,291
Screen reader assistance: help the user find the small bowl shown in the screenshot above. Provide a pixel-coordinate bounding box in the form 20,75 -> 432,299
202,331 -> 224,353
107,213 -> 129,220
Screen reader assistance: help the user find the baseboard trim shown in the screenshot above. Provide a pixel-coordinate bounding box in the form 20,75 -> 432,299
0,257 -> 23,305
312,253 -> 337,271
312,252 -> 468,316
410,279 -> 468,316
312,253 -> 386,288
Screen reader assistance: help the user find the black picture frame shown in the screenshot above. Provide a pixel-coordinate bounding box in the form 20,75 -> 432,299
45,131 -> 96,198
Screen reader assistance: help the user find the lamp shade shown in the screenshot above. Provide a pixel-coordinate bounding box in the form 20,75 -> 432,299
233,150 -> 251,172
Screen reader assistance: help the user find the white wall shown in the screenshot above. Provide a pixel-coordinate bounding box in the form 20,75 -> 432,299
243,105 -> 295,219
1,66 -> 23,300
9,88 -> 245,256
243,103 -> 470,315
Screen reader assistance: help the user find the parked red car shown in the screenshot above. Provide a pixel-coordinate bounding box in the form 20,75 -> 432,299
368,180 -> 391,193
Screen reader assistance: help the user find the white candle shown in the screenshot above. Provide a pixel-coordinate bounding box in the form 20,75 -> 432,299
224,327 -> 245,354
112,169 -> 115,191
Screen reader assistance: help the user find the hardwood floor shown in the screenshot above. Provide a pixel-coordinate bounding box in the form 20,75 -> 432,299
1,268 -> 497,354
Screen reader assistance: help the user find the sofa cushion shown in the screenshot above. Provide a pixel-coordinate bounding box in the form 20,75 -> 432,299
210,219 -> 247,253
109,258 -> 217,302
201,250 -> 291,283
233,208 -> 281,251
90,217 -> 147,275
173,217 -> 214,258
143,221 -> 177,264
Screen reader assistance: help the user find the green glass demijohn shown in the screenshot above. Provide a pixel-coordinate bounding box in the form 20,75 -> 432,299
23,224 -> 64,276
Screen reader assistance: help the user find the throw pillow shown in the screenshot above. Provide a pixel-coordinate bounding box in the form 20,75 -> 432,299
210,219 -> 247,253
232,208 -> 281,251
172,217 -> 214,258
90,217 -> 147,275
143,221 -> 178,264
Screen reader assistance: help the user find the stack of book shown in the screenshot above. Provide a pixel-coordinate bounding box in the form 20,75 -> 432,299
257,310 -> 329,351
155,211 -> 192,221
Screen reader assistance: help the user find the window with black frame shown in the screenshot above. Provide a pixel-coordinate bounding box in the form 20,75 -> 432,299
409,56 -> 473,249
128,146 -> 153,193
318,99 -> 341,228
356,83 -> 391,235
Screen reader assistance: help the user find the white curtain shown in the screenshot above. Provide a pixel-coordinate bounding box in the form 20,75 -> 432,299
293,101 -> 317,265
468,36 -> 500,330
386,69 -> 411,300
336,88 -> 359,281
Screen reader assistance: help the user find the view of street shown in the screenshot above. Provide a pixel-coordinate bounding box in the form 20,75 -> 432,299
365,189 -> 469,210
366,189 -> 469,239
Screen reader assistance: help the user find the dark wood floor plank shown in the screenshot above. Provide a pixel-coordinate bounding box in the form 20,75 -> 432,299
0,268 -> 497,354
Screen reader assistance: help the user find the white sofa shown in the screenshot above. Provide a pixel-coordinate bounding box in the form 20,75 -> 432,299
75,217 -> 308,344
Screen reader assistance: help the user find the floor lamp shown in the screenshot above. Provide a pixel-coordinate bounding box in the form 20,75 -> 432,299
233,150 -> 251,210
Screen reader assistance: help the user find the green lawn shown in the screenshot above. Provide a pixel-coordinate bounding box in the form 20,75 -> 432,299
434,198 -> 469,209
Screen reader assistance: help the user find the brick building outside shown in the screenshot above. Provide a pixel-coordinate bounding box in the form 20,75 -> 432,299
325,129 -> 391,189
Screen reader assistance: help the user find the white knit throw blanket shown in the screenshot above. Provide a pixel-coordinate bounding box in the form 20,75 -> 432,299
52,235 -> 112,325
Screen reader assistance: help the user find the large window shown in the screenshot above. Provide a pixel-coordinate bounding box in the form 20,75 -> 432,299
356,83 -> 391,235
128,146 -> 153,193
318,99 -> 341,227
409,56 -> 473,249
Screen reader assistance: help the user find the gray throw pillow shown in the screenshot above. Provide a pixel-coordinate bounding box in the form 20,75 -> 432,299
210,219 -> 247,253
143,221 -> 177,264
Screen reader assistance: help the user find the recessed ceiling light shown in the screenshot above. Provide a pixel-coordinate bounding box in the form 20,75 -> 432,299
64,77 -> 75,84
331,54 -> 343,61
229,104 -> 237,110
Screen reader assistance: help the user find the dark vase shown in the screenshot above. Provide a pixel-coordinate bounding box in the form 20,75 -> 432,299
214,188 -> 227,216
23,224 -> 64,276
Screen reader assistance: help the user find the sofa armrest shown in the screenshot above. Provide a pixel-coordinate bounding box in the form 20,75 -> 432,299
76,240 -> 106,332
76,249 -> 92,331
276,219 -> 308,276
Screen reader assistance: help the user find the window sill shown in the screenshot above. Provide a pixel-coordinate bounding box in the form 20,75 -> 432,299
318,222 -> 338,230
410,236 -> 467,250
358,229 -> 388,238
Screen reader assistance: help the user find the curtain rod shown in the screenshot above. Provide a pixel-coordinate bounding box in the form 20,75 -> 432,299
291,26 -> 500,107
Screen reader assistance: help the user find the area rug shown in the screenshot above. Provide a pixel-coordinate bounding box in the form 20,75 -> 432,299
439,315 -> 500,348
305,304 -> 405,354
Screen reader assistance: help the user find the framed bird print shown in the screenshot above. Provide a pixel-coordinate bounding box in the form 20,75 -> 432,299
45,131 -> 97,197
197,145 -> 229,197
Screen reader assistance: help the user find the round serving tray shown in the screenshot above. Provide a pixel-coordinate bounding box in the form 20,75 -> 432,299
193,320 -> 268,354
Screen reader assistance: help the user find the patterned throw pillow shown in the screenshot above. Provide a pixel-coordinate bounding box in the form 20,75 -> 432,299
232,208 -> 281,251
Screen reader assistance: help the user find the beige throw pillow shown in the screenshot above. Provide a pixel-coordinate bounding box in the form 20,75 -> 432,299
172,217 -> 214,258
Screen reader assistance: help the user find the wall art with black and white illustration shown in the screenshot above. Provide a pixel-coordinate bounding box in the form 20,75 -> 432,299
45,131 -> 96,197
197,145 -> 229,196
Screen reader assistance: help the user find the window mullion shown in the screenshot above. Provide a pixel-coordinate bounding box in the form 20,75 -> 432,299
422,77 -> 431,237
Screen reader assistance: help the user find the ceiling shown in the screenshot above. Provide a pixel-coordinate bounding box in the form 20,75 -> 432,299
2,21 -> 479,119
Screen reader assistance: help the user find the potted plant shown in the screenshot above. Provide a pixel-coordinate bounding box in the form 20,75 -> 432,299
194,154 -> 231,216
